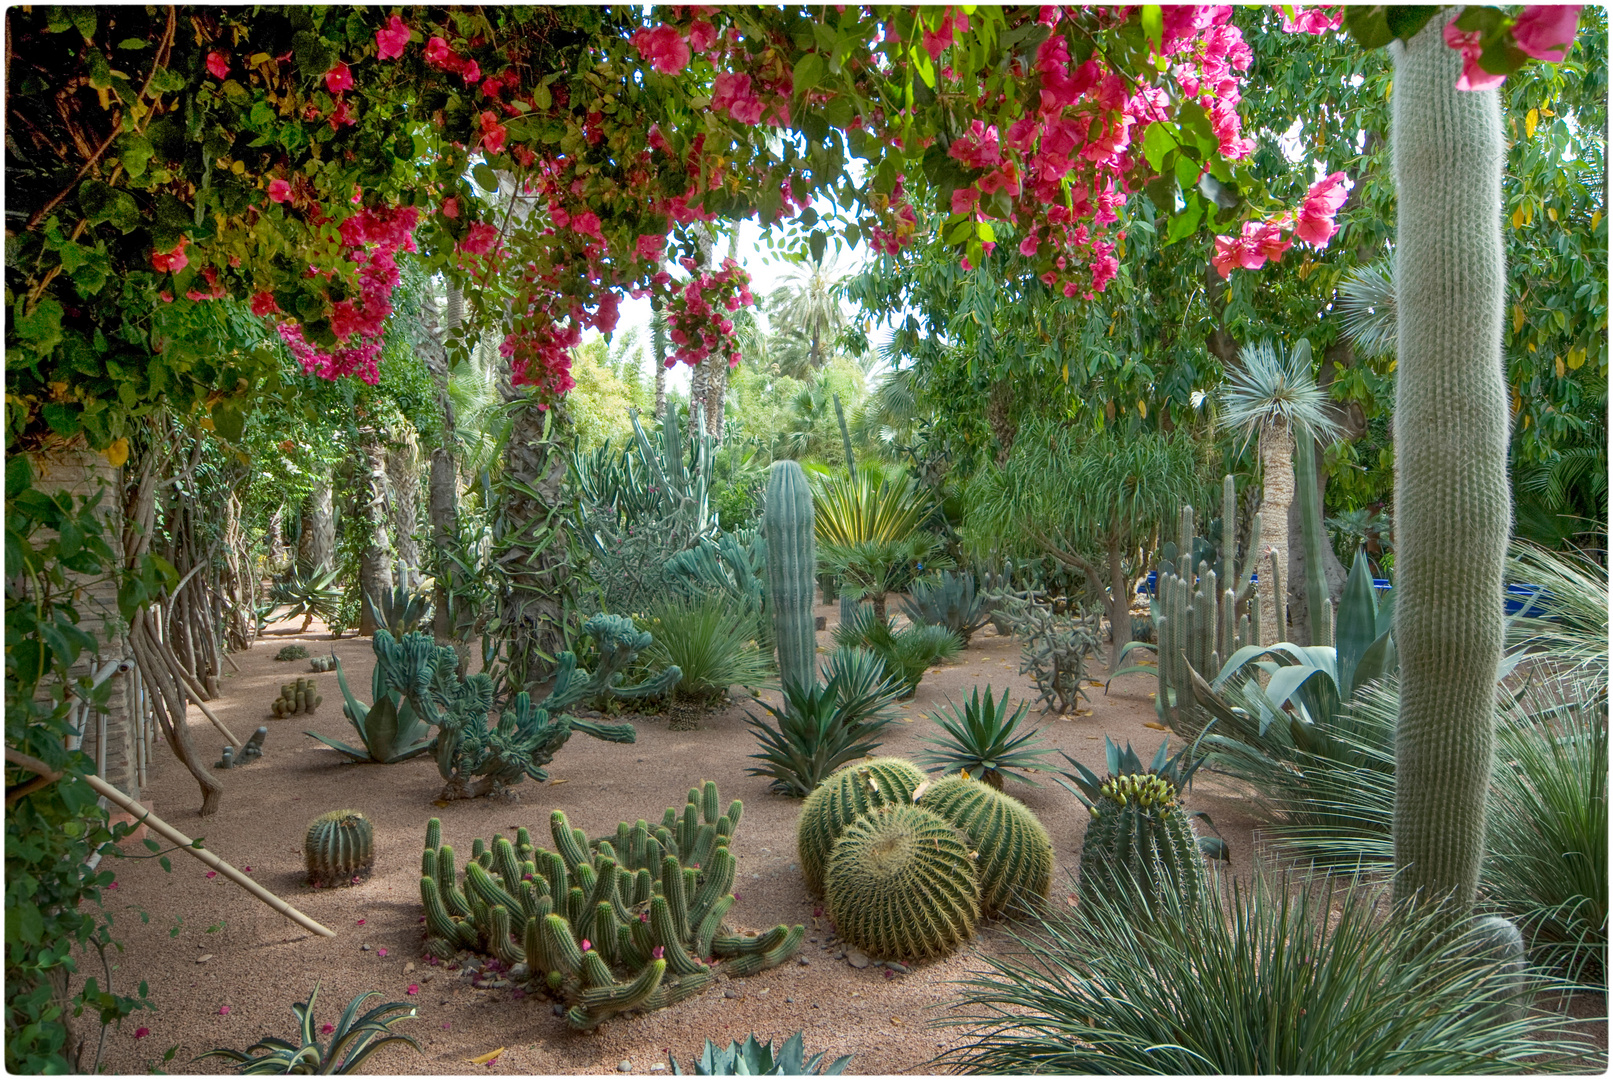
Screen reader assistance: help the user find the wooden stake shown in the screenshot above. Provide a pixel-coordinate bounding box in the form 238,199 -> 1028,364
4,748 -> 334,939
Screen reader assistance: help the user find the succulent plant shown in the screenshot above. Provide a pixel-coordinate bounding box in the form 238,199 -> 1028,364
309,655 -> 337,673
744,661 -> 902,798
824,805 -> 980,961
670,1031 -> 852,1076
419,781 -> 801,1031
364,577 -> 432,638
305,810 -> 374,888
917,776 -> 1053,918
991,601 -> 1099,715
764,460 -> 819,695
796,757 -> 927,896
269,566 -> 343,633
306,630 -> 437,765
901,570 -> 992,646
1058,738 -> 1226,913
832,606 -> 959,698
275,644 -> 310,662
271,678 -> 322,717
197,984 -> 419,1075
917,685 -> 1055,790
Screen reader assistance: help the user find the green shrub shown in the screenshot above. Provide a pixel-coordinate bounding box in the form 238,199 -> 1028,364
638,596 -> 774,709
939,871 -> 1594,1074
274,644 -> 310,661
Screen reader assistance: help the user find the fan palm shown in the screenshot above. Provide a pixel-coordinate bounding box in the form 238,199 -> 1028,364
767,261 -> 847,379
1218,338 -> 1343,646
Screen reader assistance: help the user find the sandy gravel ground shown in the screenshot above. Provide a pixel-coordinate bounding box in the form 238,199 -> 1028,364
87,601 -> 1604,1075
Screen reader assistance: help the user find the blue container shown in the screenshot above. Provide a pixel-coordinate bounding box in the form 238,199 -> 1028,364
1504,583 -> 1551,619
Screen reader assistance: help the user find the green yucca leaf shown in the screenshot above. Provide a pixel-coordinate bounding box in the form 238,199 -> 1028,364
918,685 -> 1055,788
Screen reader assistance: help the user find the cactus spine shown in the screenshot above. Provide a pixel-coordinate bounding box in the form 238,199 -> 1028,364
1077,772 -> 1205,912
764,460 -> 818,693
271,677 -> 323,717
1389,21 -> 1508,911
796,757 -> 928,896
918,776 -> 1053,918
304,810 -> 373,888
824,806 -> 979,961
419,781 -> 799,1029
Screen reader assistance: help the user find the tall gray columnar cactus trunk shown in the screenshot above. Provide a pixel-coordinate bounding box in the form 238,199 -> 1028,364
1390,21 -> 1509,910
764,461 -> 817,692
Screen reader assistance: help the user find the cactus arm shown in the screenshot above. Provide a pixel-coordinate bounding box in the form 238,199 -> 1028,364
569,957 -> 666,1030
567,717 -> 639,745
1293,424 -> 1333,648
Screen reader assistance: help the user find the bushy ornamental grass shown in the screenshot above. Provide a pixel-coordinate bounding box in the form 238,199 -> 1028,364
937,870 -> 1595,1075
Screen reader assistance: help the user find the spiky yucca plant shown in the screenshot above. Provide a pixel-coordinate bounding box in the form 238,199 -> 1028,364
638,596 -> 775,725
198,985 -> 419,1075
918,685 -> 1055,789
938,871 -> 1593,1075
744,666 -> 902,797
270,566 -> 343,632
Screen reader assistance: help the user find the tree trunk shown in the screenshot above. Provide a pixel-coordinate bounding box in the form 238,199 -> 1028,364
264,508 -> 287,574
1106,537 -> 1130,672
651,288 -> 669,421
422,280 -> 462,645
355,434 -> 392,637
386,426 -> 422,584
297,475 -> 335,573
1256,420 -> 1295,645
498,393 -> 574,689
686,223 -> 716,443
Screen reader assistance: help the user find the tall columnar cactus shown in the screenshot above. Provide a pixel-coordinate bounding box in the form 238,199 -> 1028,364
418,781 -> 800,1031
824,805 -> 980,961
1120,484 -> 1261,739
305,810 -> 374,888
796,757 -> 927,896
918,776 -> 1053,918
1390,23 -> 1509,911
764,460 -> 818,693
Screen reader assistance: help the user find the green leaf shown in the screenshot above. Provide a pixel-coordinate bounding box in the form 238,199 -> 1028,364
1140,6 -> 1163,52
1165,196 -> 1204,244
7,453 -> 33,495
809,228 -> 827,265
116,134 -> 154,180
210,402 -> 245,443
793,51 -> 825,95
1141,122 -> 1178,174
15,299 -> 65,355
471,162 -> 499,192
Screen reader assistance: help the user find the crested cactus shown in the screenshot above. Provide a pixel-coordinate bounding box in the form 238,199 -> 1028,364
271,678 -> 323,717
1388,18 -> 1510,912
418,781 -> 799,1030
305,810 -> 374,888
796,757 -> 927,896
824,805 -> 979,961
917,777 -> 1053,918
764,460 -> 818,694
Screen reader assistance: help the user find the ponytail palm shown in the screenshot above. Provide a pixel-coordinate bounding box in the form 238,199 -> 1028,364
1219,339 -> 1342,645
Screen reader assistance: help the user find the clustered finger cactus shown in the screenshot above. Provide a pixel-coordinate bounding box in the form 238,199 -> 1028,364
764,460 -> 819,694
308,655 -> 337,673
1059,739 -> 1224,914
306,810 -> 375,888
271,677 -> 323,717
917,777 -> 1053,918
797,757 -> 927,896
824,805 -> 979,962
419,781 -> 801,1031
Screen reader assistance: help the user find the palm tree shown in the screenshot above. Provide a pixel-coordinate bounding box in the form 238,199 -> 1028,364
767,260 -> 846,380
1218,339 -> 1342,646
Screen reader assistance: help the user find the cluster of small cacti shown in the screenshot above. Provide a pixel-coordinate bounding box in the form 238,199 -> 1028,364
275,644 -> 310,661
797,758 -> 1054,962
305,809 -> 374,888
418,781 -> 802,1030
271,678 -> 322,717
308,655 -> 336,673
216,727 -> 268,769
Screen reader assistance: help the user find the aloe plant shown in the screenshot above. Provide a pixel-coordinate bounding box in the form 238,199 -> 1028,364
270,565 -> 342,632
671,1032 -> 852,1076
364,576 -> 432,637
744,665 -> 902,797
918,686 -> 1055,789
308,630 -> 436,764
197,985 -> 419,1074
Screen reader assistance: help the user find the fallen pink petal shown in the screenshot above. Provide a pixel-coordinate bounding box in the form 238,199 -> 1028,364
407,984 -> 419,995
377,947 -> 388,957
218,1006 -> 231,1015
133,1027 -> 150,1039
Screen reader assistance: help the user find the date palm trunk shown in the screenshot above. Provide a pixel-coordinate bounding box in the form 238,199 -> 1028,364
498,390 -> 574,690
297,475 -> 335,574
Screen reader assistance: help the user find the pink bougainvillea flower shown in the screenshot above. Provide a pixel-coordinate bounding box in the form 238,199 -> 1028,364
424,36 -> 454,68
204,869 -> 218,879
207,51 -> 230,79
329,98 -> 357,129
376,947 -> 388,958
630,24 -> 690,74
1278,6 -> 1343,35
376,15 -> 410,60
652,946 -> 665,959
1511,5 -> 1581,61
441,197 -> 460,219
325,61 -> 353,93
1443,18 -> 1507,92
1294,171 -> 1348,245
441,1022 -> 452,1031
242,866 -> 252,874
151,237 -> 189,274
267,178 -> 292,203
218,1006 -> 231,1015
478,111 -> 507,153
407,984 -> 419,995
133,1027 -> 150,1040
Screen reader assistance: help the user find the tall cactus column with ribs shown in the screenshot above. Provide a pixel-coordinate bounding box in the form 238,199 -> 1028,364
1389,21 -> 1510,910
764,461 -> 819,693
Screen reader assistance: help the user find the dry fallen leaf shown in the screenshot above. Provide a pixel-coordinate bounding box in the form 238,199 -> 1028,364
1144,722 -> 1169,731
431,800 -> 450,808
550,778 -> 569,786
467,1048 -> 505,1066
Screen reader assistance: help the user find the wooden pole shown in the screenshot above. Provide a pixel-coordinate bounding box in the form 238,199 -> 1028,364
4,748 -> 335,939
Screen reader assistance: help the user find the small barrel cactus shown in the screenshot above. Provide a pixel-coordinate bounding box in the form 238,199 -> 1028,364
797,757 -> 927,896
824,805 -> 979,962
1077,771 -> 1205,911
271,678 -> 322,717
305,810 -> 374,888
917,776 -> 1053,918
